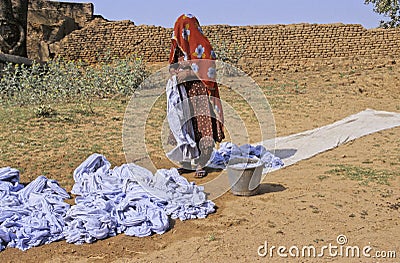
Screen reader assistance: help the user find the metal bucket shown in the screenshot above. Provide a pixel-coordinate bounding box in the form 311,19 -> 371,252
226,157 -> 264,196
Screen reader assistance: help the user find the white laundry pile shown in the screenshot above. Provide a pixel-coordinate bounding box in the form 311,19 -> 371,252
65,154 -> 214,244
0,154 -> 215,251
0,168 -> 70,251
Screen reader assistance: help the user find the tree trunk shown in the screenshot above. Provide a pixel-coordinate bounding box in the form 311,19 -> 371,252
0,0 -> 28,57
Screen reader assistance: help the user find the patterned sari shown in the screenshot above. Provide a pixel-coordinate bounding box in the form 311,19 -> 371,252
169,14 -> 224,163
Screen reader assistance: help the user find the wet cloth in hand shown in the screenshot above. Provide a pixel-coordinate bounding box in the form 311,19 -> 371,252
166,75 -> 199,162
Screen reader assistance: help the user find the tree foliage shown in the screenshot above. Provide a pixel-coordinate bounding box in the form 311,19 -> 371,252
365,0 -> 400,28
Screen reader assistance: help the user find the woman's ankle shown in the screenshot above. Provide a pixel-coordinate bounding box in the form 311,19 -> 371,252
180,161 -> 192,169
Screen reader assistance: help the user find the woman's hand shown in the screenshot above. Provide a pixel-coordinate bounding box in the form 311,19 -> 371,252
179,60 -> 191,68
177,70 -> 193,83
169,67 -> 177,76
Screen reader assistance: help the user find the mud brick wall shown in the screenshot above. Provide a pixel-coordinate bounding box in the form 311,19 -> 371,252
55,20 -> 400,75
56,19 -> 171,63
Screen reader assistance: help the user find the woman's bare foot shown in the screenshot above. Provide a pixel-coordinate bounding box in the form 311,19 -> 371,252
177,161 -> 192,174
194,167 -> 207,178
177,167 -> 192,175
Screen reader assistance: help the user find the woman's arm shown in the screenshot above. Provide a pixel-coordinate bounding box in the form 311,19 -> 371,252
177,68 -> 196,83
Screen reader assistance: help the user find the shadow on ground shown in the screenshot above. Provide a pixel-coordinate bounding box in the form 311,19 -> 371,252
257,183 -> 286,195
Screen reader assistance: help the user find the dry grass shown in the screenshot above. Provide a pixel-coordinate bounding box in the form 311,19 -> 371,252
0,60 -> 399,262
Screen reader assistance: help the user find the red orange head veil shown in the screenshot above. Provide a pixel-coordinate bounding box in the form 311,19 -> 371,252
169,14 -> 224,124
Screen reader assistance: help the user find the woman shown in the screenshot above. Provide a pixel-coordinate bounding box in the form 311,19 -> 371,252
167,14 -> 224,178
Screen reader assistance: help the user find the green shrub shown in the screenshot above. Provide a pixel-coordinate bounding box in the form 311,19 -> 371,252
0,53 -> 149,106
34,104 -> 57,118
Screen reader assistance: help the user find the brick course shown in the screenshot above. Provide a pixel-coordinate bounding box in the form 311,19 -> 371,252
55,20 -> 400,75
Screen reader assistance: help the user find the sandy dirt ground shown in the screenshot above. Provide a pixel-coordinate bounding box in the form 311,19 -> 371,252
0,60 -> 399,262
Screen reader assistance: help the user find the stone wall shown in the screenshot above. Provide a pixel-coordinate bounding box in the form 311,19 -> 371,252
27,0 -> 94,61
54,19 -> 400,75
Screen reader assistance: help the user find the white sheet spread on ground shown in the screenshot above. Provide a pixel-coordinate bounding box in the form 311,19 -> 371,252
0,109 -> 399,251
261,109 -> 400,175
